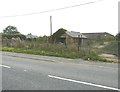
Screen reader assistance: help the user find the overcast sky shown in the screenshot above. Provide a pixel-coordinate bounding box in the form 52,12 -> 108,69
0,0 -> 119,36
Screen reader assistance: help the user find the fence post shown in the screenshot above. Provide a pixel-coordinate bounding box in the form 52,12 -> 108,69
78,35 -> 80,51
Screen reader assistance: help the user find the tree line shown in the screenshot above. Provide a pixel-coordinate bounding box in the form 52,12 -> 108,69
1,25 -> 119,41
1,25 -> 68,43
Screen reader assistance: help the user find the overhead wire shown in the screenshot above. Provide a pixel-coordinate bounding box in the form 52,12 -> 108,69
0,0 -> 103,18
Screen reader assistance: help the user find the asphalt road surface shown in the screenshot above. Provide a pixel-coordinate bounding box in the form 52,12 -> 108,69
1,52 -> 119,90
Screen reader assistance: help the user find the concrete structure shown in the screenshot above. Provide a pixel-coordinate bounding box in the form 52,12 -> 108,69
60,31 -> 87,46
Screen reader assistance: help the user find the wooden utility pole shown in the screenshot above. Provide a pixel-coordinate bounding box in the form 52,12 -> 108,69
78,35 -> 80,51
78,34 -> 82,51
48,16 -> 52,43
50,16 -> 52,36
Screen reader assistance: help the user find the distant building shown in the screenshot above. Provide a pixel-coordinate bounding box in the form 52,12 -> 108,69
26,34 -> 38,39
59,31 -> 87,45
82,32 -> 114,41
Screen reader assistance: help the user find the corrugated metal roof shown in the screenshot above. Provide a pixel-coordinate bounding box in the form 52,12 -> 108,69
65,31 -> 87,38
26,34 -> 37,39
82,32 -> 114,39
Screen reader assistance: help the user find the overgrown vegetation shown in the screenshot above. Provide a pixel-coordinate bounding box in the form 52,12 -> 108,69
1,46 -> 99,60
1,26 -> 118,63
2,25 -> 26,40
100,41 -> 119,56
1,39 -> 115,63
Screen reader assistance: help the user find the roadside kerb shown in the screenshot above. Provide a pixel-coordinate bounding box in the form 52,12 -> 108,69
1,51 -> 118,69
6,54 -> 58,63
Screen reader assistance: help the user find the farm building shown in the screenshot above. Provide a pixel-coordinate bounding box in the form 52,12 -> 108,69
82,32 -> 114,41
57,31 -> 87,46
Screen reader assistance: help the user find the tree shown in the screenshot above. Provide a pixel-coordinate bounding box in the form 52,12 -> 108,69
3,25 -> 20,34
2,25 -> 26,40
52,28 -> 67,42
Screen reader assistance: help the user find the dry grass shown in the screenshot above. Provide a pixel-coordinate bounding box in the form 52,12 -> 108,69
1,39 -> 116,62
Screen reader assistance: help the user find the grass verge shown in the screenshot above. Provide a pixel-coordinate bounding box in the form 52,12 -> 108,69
0,46 -> 116,63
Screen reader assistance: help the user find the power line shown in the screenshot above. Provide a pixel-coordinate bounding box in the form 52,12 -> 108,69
0,0 -> 103,18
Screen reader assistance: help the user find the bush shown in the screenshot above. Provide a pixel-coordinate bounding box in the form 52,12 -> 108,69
82,51 -> 99,61
1,39 -> 115,62
100,41 -> 118,56
2,34 -> 26,40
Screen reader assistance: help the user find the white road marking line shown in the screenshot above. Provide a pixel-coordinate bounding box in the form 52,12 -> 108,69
24,70 -> 27,72
48,75 -> 120,91
0,64 -> 11,68
67,59 -> 72,60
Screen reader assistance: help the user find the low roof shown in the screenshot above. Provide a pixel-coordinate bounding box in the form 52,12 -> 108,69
82,32 -> 114,39
26,34 -> 37,39
61,31 -> 87,38
82,32 -> 114,36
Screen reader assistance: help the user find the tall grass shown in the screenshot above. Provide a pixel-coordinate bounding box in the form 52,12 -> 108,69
1,39 -> 114,62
